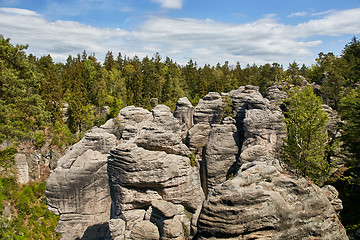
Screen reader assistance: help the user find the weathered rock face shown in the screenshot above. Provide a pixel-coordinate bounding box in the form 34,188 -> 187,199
173,97 -> 194,138
264,84 -> 287,106
193,92 -> 224,125
108,143 -> 203,211
242,108 -> 285,157
46,85 -> 347,240
197,160 -> 348,240
46,128 -> 116,240
203,117 -> 239,193
106,104 -> 204,238
199,85 -> 286,195
14,153 -> 29,184
193,85 -> 346,240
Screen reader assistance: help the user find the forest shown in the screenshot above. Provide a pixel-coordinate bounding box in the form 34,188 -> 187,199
0,34 -> 360,239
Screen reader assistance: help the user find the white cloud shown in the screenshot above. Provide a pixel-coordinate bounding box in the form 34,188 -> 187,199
295,8 -> 360,36
150,0 -> 184,9
288,11 -> 307,17
0,7 -> 359,66
0,7 -> 40,16
312,9 -> 336,16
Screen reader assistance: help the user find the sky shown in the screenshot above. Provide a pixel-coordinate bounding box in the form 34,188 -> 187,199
1,0 -> 360,67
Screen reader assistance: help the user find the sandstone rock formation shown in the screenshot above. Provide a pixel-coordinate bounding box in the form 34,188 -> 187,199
106,104 -> 204,238
173,97 -> 194,138
46,85 -> 348,240
193,92 -> 224,125
46,128 -> 116,239
14,153 -> 29,184
196,160 -> 348,240
203,117 -> 239,193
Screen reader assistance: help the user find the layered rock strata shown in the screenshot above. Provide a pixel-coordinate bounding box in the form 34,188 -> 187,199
196,160 -> 348,240
46,128 -> 116,239
107,104 -> 204,238
46,85 -> 348,240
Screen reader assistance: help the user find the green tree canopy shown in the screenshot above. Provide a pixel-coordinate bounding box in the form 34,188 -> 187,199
0,35 -> 49,142
281,86 -> 329,184
340,88 -> 360,165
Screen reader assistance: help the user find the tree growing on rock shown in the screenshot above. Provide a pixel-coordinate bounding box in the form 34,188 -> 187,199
281,86 -> 329,184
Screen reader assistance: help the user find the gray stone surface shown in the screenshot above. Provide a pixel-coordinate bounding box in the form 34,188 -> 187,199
322,184 -> 343,214
130,221 -> 160,240
242,108 -> 286,157
45,85 -> 348,240
174,97 -> 194,137
46,128 -> 116,240
204,118 -> 239,192
197,160 -> 348,240
109,218 -> 126,239
14,153 -> 29,184
151,200 -> 180,218
194,92 -> 224,125
264,84 -> 287,106
108,143 -> 204,212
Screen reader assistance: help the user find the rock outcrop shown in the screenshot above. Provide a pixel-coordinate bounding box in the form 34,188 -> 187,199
46,128 -> 116,239
46,85 -> 348,240
197,160 -> 348,240
108,143 -> 203,211
203,117 -> 239,193
173,97 -> 194,138
106,104 -> 204,238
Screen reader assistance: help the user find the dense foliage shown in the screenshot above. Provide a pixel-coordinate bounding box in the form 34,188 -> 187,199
0,177 -> 60,239
1,33 -> 360,236
282,86 -> 329,184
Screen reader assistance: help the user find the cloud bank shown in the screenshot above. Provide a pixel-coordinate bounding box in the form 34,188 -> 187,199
0,7 -> 360,66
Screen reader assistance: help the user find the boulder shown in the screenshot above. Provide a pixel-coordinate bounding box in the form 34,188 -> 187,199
264,84 -> 287,106
152,104 -> 181,134
122,209 -> 146,230
322,185 -> 343,214
186,124 -> 211,153
230,85 -> 272,122
151,200 -> 181,218
134,122 -> 189,156
239,145 -> 271,163
109,218 -> 126,239
55,127 -> 116,169
130,221 -> 160,240
162,218 -> 184,240
196,160 -> 348,240
149,200 -> 189,240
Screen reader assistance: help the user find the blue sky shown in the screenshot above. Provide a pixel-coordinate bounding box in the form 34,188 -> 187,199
1,0 -> 360,67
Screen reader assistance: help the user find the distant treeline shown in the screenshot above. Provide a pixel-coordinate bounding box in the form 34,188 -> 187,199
0,34 -> 359,149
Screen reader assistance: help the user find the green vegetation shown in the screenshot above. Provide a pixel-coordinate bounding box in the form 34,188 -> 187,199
0,145 -> 17,169
281,86 -> 330,184
0,177 -> 60,239
188,153 -> 196,167
1,33 -> 360,236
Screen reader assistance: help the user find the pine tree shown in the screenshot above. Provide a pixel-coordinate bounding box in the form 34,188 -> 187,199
0,35 -> 49,142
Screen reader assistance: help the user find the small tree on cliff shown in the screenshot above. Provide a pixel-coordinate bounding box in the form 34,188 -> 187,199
281,86 -> 329,184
